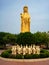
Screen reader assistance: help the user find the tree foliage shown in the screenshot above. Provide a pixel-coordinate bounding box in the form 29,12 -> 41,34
0,32 -> 49,48
0,32 -> 17,47
16,32 -> 34,45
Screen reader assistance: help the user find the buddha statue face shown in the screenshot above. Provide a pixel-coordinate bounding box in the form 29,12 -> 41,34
23,6 -> 28,13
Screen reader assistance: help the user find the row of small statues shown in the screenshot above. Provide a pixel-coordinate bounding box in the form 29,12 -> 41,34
11,45 -> 40,55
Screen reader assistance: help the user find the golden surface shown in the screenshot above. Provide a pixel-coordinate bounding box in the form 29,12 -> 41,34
20,6 -> 30,33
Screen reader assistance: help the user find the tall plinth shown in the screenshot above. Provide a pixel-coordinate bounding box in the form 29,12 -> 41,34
20,6 -> 30,33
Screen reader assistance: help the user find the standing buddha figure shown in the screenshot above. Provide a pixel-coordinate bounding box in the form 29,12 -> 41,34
20,6 -> 30,33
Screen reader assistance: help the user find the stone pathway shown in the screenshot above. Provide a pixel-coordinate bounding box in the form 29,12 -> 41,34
0,57 -> 49,65
0,58 -> 49,65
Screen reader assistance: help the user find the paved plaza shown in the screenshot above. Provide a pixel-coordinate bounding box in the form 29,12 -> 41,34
0,58 -> 49,65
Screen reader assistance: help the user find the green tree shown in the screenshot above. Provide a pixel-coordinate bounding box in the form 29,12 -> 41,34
0,32 -> 10,48
3,34 -> 17,45
17,32 -> 34,45
33,32 -> 42,45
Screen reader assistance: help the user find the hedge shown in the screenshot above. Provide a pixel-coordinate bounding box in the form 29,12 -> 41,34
1,49 -> 49,59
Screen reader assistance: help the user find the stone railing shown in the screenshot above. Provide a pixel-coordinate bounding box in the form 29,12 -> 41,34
11,45 -> 40,55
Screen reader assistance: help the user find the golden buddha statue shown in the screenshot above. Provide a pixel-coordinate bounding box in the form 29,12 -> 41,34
20,6 -> 30,33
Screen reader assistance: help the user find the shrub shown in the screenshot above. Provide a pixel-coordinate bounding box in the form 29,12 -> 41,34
1,51 -> 10,58
9,54 -> 23,59
9,54 -> 16,59
6,49 -> 12,53
24,54 -> 40,59
24,54 -> 32,59
1,49 -> 49,59
15,54 -> 23,59
1,49 -> 12,58
40,49 -> 49,58
40,53 -> 47,58
46,52 -> 49,57
40,49 -> 48,53
32,54 -> 40,59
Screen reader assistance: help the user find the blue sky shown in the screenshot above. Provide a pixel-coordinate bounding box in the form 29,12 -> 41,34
0,0 -> 49,34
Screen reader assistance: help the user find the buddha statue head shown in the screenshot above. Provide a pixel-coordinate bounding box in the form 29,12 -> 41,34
23,6 -> 28,13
